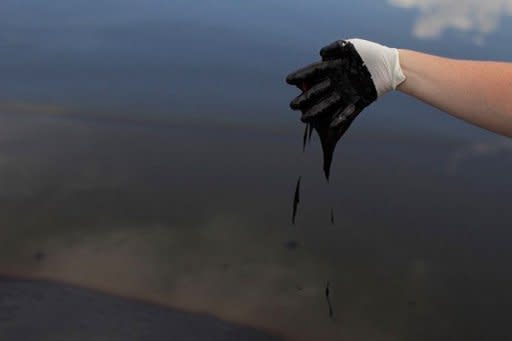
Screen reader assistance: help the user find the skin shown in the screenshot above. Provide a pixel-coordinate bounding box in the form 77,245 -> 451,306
397,49 -> 512,137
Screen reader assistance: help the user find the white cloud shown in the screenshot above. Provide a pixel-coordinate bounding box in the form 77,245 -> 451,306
389,0 -> 512,42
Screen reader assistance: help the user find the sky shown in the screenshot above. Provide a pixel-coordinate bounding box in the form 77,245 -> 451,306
1,0 -> 511,134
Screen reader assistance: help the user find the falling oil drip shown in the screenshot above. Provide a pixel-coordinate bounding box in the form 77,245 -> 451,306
291,121 -> 341,225
290,81 -> 357,227
293,116 -> 347,323
310,111 -> 358,180
325,281 -> 334,319
298,80 -> 357,180
292,176 -> 301,225
302,124 -> 308,152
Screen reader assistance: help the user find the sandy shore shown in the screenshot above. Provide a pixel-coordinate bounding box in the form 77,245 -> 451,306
0,276 -> 281,341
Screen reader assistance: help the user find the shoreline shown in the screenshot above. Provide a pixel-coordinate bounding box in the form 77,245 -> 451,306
0,272 -> 283,341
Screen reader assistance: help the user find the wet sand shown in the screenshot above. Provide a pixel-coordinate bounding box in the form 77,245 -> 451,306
0,275 -> 281,341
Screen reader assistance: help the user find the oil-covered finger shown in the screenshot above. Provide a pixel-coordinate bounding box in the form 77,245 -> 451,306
319,40 -> 349,61
290,79 -> 331,110
329,101 -> 359,128
301,92 -> 343,122
286,60 -> 333,86
329,103 -> 359,128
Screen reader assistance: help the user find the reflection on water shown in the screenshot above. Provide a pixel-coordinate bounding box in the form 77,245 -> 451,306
389,0 -> 512,43
0,112 -> 511,340
1,0 -> 512,340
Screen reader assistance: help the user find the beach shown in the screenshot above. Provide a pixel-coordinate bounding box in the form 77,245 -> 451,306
0,275 -> 281,341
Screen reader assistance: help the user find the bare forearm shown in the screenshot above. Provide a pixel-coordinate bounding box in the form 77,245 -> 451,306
397,49 -> 512,137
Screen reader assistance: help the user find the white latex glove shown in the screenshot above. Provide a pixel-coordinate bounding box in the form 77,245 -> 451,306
347,38 -> 406,97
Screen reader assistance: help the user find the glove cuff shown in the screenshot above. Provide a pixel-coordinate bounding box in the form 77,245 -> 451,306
390,47 -> 406,93
347,39 -> 406,97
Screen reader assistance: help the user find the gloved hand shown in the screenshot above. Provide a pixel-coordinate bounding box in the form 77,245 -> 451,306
285,38 -> 406,179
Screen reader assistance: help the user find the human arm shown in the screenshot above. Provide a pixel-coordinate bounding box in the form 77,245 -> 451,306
397,49 -> 512,137
286,38 -> 512,138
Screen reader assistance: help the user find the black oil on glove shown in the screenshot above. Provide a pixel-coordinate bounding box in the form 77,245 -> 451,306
286,40 -> 378,179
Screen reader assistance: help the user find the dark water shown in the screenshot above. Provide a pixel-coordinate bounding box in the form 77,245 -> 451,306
1,1 -> 512,340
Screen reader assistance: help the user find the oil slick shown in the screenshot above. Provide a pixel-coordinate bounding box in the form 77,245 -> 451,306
330,208 -> 335,225
292,176 -> 301,225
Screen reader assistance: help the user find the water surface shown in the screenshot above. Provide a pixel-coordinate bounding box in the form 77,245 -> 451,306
1,1 -> 512,340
